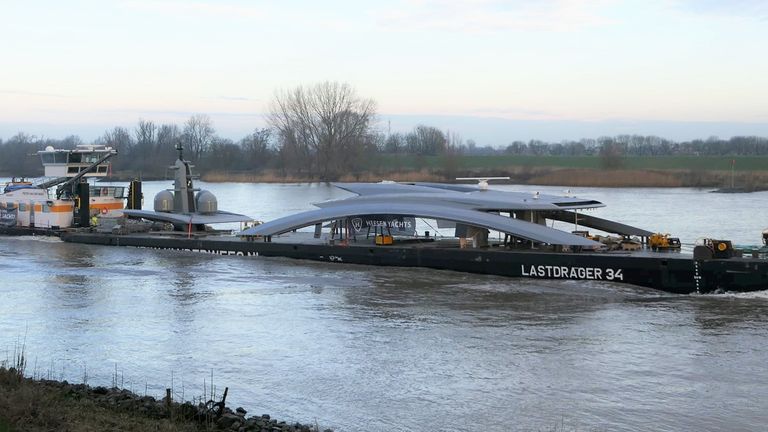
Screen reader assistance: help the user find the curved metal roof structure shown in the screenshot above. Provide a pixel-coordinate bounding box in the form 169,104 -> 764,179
123,209 -> 252,225
239,202 -> 601,247
322,182 -> 605,211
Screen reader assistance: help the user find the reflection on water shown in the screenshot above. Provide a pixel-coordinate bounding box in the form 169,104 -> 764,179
2,185 -> 768,431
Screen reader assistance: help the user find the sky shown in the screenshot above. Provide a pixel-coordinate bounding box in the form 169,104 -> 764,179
1,0 -> 767,145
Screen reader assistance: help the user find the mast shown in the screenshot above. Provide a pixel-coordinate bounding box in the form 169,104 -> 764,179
170,140 -> 197,213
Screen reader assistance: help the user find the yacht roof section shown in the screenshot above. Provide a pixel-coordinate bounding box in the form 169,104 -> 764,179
548,210 -> 654,237
323,182 -> 605,211
122,209 -> 253,225
238,202 -> 601,247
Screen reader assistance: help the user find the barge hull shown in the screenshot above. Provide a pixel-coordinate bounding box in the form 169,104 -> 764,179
0,226 -> 62,237
59,232 -> 768,294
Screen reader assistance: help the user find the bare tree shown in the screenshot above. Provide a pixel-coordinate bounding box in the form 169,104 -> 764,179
157,124 -> 180,147
240,128 -> 274,169
383,132 -> 405,153
182,114 -> 215,162
0,133 -> 41,175
268,81 -> 376,180
405,125 -> 446,155
135,119 -> 156,147
134,119 -> 157,172
99,126 -> 133,154
206,137 -> 244,171
97,127 -> 134,172
156,124 -> 182,166
598,137 -> 625,169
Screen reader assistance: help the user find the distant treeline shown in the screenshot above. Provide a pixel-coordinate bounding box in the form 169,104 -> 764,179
1,117 -> 767,179
497,135 -> 768,157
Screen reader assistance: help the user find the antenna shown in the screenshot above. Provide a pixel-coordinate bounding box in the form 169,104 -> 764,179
455,176 -> 510,191
175,139 -> 184,161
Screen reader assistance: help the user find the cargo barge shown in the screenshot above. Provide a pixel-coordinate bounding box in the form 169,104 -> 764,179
10,143 -> 768,295
59,229 -> 768,294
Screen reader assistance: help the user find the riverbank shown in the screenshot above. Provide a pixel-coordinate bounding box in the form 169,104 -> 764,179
0,366 -> 329,432
201,167 -> 768,190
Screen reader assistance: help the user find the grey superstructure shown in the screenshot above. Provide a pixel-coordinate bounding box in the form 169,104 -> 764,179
123,143 -> 252,227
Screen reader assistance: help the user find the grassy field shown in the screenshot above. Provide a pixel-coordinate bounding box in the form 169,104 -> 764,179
202,154 -> 768,188
373,154 -> 768,171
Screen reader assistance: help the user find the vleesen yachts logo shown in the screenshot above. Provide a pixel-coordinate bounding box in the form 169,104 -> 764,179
349,214 -> 416,235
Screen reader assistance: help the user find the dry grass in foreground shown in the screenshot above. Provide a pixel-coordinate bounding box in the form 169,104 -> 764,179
0,366 -> 199,432
0,365 -> 327,432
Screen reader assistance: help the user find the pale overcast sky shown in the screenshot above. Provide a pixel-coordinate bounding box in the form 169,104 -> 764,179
1,0 -> 767,144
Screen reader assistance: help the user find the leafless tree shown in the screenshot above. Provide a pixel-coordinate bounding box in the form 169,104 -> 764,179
0,133 -> 41,175
598,137 -> 625,169
240,128 -> 274,169
206,137 -> 243,171
157,124 -> 180,148
404,125 -> 446,155
268,81 -> 376,180
99,127 -> 133,154
182,114 -> 215,162
134,119 -> 157,172
156,124 -> 182,165
135,119 -> 156,147
383,132 -> 405,153
96,127 -> 134,172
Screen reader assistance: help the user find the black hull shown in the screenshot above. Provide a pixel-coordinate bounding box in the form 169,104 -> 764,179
0,226 -> 62,237
57,232 -> 768,295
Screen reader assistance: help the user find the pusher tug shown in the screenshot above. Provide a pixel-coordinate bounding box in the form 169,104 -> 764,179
0,144 -> 127,234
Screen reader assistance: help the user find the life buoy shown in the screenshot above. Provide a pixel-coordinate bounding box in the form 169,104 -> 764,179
100,208 -> 108,215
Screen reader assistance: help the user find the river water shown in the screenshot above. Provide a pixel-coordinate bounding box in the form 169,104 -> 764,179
2,182 -> 768,432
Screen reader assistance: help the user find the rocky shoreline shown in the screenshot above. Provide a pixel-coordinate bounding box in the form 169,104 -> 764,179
0,366 -> 330,432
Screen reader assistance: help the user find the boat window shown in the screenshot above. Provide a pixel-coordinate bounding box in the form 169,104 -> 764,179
68,166 -> 80,174
40,153 -> 55,164
88,186 -> 124,197
68,153 -> 82,163
18,203 -> 26,212
82,154 -> 101,164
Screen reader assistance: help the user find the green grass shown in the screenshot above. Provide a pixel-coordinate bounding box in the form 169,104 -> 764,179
373,154 -> 768,171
